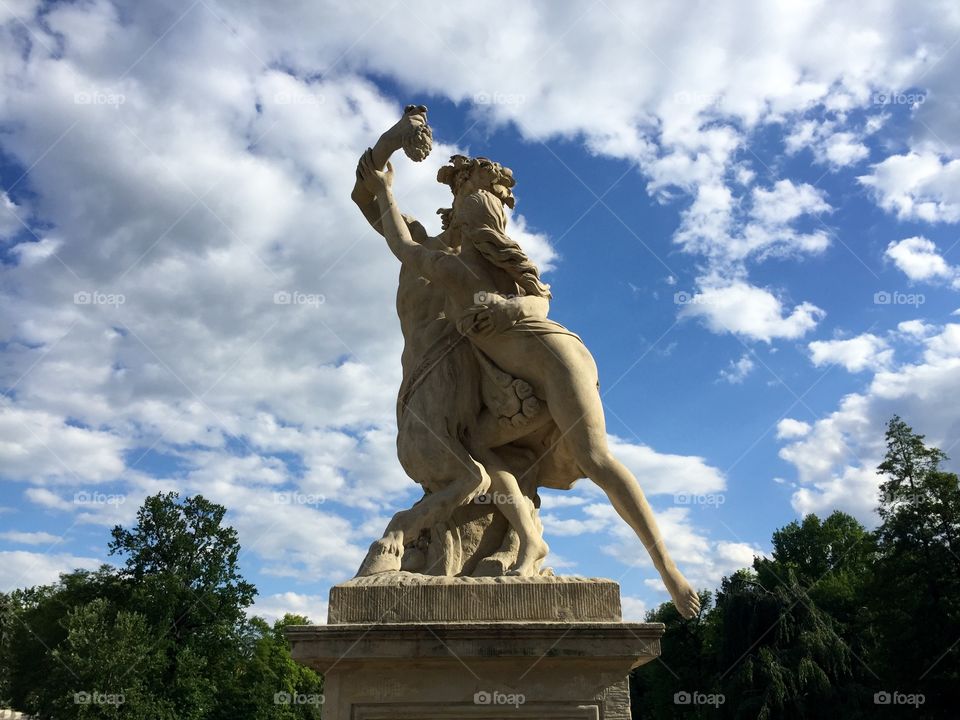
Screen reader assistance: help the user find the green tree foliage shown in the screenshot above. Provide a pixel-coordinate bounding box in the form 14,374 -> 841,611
107,492 -> 258,719
871,416 -> 960,714
631,417 -> 960,718
0,493 -> 322,719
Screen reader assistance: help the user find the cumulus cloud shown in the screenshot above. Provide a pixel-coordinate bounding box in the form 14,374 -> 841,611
251,591 -> 328,625
0,550 -> 101,592
884,236 -> 959,287
808,333 -> 893,372
0,530 -> 62,546
780,324 -> 960,522
776,418 -> 811,440
719,353 -> 756,384
680,281 -> 825,342
860,153 -> 960,223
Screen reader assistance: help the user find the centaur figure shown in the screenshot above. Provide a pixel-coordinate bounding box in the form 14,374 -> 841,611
353,106 -> 700,618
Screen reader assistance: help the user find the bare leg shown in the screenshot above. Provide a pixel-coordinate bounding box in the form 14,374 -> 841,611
358,446 -> 491,576
535,347 -> 701,618
472,446 -> 547,576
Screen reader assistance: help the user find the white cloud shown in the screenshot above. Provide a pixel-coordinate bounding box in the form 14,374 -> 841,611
785,119 -> 870,168
860,153 -> 960,223
780,324 -> 960,522
0,402 -> 127,484
719,353 -> 755,384
884,236 -> 959,286
897,319 -> 937,339
0,550 -> 101,592
0,530 -> 62,546
808,333 -> 893,372
608,436 -> 726,495
680,281 -> 825,342
776,418 -> 811,440
597,505 -> 764,591
621,595 -> 648,621
251,591 -> 328,625
0,191 -> 24,239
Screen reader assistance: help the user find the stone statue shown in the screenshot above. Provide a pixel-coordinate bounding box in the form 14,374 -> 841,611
349,106 -> 701,619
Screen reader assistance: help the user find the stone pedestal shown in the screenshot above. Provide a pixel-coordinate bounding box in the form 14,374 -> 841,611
286,573 -> 664,720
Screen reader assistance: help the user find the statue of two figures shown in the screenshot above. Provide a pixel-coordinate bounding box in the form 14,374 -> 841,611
350,106 -> 700,618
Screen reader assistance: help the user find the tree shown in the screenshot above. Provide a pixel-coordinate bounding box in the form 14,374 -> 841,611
630,591 -> 719,719
871,416 -> 960,716
2,567 -> 126,717
107,492 -> 258,719
217,614 -> 324,720
49,598 -> 171,719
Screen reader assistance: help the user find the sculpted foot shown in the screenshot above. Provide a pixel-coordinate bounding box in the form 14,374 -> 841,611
506,536 -> 549,577
356,531 -> 403,576
663,566 -> 700,619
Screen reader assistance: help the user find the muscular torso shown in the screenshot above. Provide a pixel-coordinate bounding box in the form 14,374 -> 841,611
396,262 -> 449,381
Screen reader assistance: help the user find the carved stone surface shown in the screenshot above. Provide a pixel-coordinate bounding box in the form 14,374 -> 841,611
328,572 -> 622,623
287,619 -> 663,720
348,104 -> 703,620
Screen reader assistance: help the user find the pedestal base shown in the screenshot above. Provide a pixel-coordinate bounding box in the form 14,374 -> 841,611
286,573 -> 663,720
287,621 -> 663,720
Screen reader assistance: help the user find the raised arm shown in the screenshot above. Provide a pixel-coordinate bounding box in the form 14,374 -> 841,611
356,151 -> 434,275
351,105 -> 430,234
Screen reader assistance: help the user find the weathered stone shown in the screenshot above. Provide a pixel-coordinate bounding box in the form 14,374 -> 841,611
328,572 -> 622,623
287,620 -> 664,720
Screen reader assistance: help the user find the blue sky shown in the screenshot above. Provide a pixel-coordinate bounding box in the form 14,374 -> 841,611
2,0 -> 960,622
